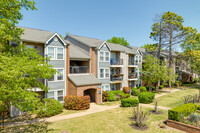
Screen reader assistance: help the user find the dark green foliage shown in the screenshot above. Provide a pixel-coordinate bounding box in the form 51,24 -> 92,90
36,98 -> 63,118
168,103 -> 197,121
121,98 -> 139,107
107,36 -> 130,46
108,91 -> 120,101
152,86 -> 156,91
159,85 -> 164,89
132,88 -> 140,96
102,91 -> 108,102
197,105 -> 200,110
115,90 -> 125,98
194,78 -> 199,83
139,86 -> 147,92
122,94 -> 131,99
183,81 -> 193,84
138,92 -> 155,104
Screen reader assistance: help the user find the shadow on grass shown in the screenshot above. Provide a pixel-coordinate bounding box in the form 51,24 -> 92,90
0,120 -> 54,133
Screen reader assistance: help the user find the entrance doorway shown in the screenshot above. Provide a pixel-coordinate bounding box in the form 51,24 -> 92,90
84,89 -> 96,102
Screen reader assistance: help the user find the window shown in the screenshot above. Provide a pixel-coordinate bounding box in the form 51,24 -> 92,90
105,52 -> 109,61
100,52 -> 104,61
57,69 -> 63,80
57,48 -> 63,59
105,69 -> 109,78
49,75 -> 55,81
48,47 -> 55,59
102,85 -> 104,91
57,90 -> 63,101
105,85 -> 109,91
139,56 -> 141,63
100,69 -> 104,78
111,84 -> 115,91
47,91 -> 54,99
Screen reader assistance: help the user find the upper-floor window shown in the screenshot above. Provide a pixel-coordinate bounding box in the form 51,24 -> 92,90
139,56 -> 142,63
49,68 -> 64,82
48,47 -> 64,60
99,68 -> 109,78
57,90 -> 64,102
100,52 -> 104,61
57,48 -> 64,59
48,47 -> 55,59
99,51 -> 110,62
100,69 -> 104,78
105,69 -> 109,78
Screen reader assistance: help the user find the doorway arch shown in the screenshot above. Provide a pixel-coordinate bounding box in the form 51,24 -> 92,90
84,89 -> 96,103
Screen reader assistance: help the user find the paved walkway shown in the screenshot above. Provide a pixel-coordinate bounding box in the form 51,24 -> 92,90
5,88 -> 182,127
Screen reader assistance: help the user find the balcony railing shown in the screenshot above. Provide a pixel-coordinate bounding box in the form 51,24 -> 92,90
110,58 -> 123,65
128,60 -> 138,65
70,66 -> 89,73
110,74 -> 123,81
128,73 -> 137,79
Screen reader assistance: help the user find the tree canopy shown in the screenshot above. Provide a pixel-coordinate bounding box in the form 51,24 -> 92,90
107,36 -> 130,46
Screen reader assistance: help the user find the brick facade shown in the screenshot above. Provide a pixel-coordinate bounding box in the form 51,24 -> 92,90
90,47 -> 96,76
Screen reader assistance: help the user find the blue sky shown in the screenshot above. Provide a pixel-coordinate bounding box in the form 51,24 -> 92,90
19,0 -> 200,47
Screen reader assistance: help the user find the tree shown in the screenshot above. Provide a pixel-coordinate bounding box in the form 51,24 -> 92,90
141,43 -> 159,53
0,0 -> 56,114
142,55 -> 175,92
107,36 -> 130,46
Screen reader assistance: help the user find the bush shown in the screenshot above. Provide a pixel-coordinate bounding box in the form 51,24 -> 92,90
64,95 -> 90,110
115,90 -> 125,98
132,88 -> 140,96
122,94 -> 131,99
168,103 -> 197,121
138,92 -> 155,104
36,98 -> 63,118
102,91 -> 108,102
122,87 -> 131,94
197,105 -> 200,110
176,81 -> 182,86
152,86 -> 156,91
159,85 -> 164,89
183,81 -> 193,84
194,78 -> 199,83
139,86 -> 147,92
108,91 -> 120,101
146,86 -> 149,91
121,98 -> 139,107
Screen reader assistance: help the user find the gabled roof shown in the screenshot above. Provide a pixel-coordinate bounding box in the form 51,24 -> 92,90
19,26 -> 54,43
68,74 -> 101,86
67,35 -> 104,48
70,45 -> 90,59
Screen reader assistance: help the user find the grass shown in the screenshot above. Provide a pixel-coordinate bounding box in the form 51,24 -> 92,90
154,88 -> 199,108
47,107 -> 181,133
56,109 -> 85,116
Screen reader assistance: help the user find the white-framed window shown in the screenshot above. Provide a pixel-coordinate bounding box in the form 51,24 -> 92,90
48,47 -> 55,59
47,91 -> 54,99
105,52 -> 109,61
111,84 -> 115,91
46,90 -> 64,102
57,48 -> 64,59
139,55 -> 142,63
57,90 -> 64,102
105,85 -> 109,91
100,69 -> 104,78
105,69 -> 109,78
100,52 -> 104,61
49,68 -> 64,82
99,68 -> 110,79
57,69 -> 63,80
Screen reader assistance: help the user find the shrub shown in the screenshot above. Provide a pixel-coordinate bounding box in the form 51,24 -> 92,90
139,86 -> 147,92
162,83 -> 168,87
146,86 -> 149,91
108,91 -> 119,101
171,81 -> 175,87
132,88 -> 140,96
197,105 -> 200,110
122,87 -> 131,94
132,106 -> 150,127
121,98 -> 139,107
168,103 -> 197,121
36,98 -> 63,118
115,90 -> 125,98
159,85 -> 164,89
138,92 -> 155,104
64,95 -> 90,110
176,81 -> 182,86
194,78 -> 199,83
152,86 -> 156,91
122,94 -> 131,99
102,91 -> 108,102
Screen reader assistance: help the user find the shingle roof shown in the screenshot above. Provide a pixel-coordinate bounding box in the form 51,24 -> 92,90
19,26 -> 54,43
68,74 -> 101,86
68,35 -> 104,48
70,45 -> 90,59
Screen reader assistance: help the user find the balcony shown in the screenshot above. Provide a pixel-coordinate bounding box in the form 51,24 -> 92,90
128,73 -> 138,79
110,58 -> 123,65
70,66 -> 89,74
110,74 -> 123,82
128,60 -> 138,65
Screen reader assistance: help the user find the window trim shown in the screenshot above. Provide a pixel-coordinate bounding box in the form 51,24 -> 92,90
46,89 -> 64,102
48,68 -> 64,82
57,47 -> 64,60
99,51 -> 110,62
47,46 -> 64,60
47,46 -> 55,60
99,68 -> 110,79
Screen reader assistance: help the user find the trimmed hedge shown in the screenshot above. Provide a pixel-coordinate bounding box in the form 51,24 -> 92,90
139,86 -> 147,92
64,95 -> 90,110
122,94 -> 130,99
132,88 -> 140,96
168,103 -> 197,121
121,98 -> 139,107
102,91 -> 108,102
36,98 -> 63,118
122,87 -> 131,94
138,92 -> 155,104
108,91 -> 120,101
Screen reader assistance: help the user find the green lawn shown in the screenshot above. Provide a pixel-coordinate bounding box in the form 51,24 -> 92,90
47,107 -> 181,133
56,109 -> 85,116
154,88 -> 199,108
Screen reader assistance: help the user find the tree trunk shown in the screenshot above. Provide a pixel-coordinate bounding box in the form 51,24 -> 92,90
168,27 -> 173,88
156,82 -> 159,92
157,21 -> 162,60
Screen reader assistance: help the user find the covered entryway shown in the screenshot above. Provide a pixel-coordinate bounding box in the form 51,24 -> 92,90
84,89 -> 96,102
